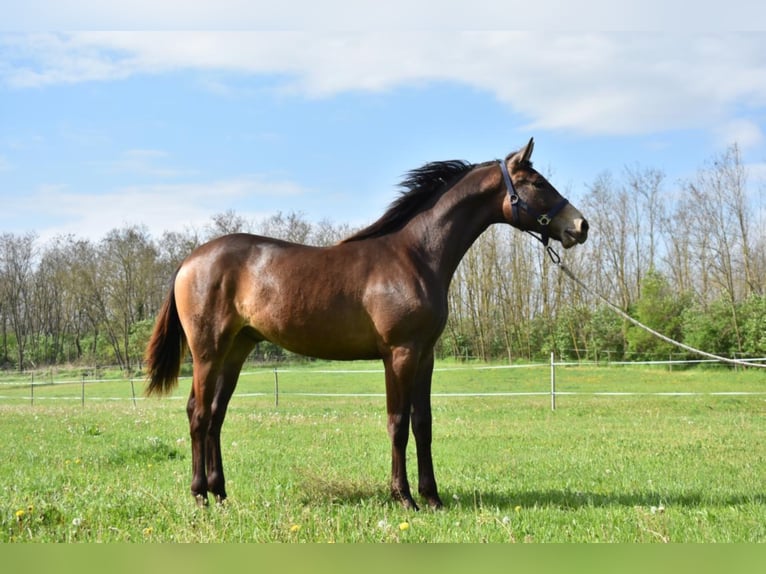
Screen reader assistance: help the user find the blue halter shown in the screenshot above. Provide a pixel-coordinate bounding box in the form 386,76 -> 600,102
498,159 -> 569,247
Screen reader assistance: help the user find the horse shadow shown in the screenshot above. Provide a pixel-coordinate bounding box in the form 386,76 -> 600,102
437,488 -> 764,511
297,475 -> 762,510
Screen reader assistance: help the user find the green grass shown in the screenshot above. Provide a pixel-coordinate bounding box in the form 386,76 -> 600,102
1,362 -> 765,542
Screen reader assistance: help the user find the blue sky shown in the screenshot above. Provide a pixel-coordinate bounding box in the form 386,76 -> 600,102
1,20 -> 766,244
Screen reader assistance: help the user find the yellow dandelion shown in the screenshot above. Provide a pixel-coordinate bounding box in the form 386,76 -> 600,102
143,526 -> 154,536
398,521 -> 410,531
15,509 -> 26,520
290,524 -> 301,533
514,505 -> 522,513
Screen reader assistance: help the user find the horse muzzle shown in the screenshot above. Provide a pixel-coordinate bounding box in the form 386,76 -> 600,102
561,217 -> 589,248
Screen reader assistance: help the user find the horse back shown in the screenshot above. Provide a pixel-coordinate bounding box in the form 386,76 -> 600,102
173,233 -> 428,360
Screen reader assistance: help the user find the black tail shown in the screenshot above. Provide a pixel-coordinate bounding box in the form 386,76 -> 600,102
145,274 -> 186,396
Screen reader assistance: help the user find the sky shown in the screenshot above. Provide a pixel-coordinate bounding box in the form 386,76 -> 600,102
1,3 -> 766,246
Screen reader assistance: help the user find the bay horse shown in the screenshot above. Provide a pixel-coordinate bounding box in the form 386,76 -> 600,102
145,138 -> 589,510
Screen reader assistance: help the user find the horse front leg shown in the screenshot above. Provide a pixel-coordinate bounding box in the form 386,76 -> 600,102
411,350 -> 443,509
388,410 -> 416,510
383,346 -> 418,510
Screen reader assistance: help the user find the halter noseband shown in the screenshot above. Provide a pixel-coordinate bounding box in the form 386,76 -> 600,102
498,159 -> 569,247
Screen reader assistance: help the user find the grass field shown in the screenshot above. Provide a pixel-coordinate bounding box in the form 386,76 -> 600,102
2,361 -> 765,542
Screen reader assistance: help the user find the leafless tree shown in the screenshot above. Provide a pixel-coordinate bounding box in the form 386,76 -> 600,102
0,232 -> 37,370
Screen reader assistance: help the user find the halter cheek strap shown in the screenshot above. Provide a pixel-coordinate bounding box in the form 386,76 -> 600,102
498,159 -> 569,247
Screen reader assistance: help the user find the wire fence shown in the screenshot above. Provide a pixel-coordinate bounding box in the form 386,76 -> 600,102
1,355 -> 765,409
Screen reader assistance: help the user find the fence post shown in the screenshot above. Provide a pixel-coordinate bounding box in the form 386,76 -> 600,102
130,377 -> 137,408
273,367 -> 279,408
550,351 -> 556,411
81,373 -> 86,407
30,373 -> 34,407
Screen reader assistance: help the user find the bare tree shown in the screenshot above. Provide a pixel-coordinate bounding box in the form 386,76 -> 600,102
31,239 -> 71,364
582,172 -> 635,310
0,233 -> 37,370
205,209 -> 253,239
64,238 -> 104,362
99,225 -> 159,370
625,165 -> 665,275
258,210 -> 312,244
678,144 -> 760,353
311,218 -> 357,246
718,144 -> 759,296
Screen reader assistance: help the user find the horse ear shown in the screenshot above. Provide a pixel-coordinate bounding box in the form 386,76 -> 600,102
505,138 -> 535,168
507,138 -> 535,168
522,137 -> 534,163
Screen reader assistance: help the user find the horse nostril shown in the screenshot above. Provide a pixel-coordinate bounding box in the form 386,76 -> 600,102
579,218 -> 590,237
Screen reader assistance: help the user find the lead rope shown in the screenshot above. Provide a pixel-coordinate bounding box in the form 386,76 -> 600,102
546,248 -> 766,369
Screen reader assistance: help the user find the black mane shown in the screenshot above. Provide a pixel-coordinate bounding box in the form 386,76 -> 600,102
341,160 -> 475,243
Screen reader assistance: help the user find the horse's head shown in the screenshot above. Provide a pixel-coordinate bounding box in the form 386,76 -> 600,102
500,138 -> 588,249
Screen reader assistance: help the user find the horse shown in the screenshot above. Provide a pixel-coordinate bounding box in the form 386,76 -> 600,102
145,138 -> 589,510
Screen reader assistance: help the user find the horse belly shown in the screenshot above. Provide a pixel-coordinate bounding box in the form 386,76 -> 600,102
281,337 -> 381,361
265,323 -> 381,361
236,241 -> 388,360
247,297 -> 381,361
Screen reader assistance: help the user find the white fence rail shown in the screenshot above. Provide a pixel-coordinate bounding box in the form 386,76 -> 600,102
1,355 -> 765,408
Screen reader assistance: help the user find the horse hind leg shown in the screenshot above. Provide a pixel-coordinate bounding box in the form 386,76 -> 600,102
205,335 -> 256,504
204,374 -> 236,505
188,359 -> 220,506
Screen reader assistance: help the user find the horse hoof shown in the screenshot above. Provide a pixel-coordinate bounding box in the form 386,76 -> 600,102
214,494 -> 227,505
194,494 -> 209,507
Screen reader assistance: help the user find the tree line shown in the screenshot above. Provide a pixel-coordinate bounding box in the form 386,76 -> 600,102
2,144 -> 765,372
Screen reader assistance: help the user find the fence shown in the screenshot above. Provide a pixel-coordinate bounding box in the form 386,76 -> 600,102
0,369 -> 142,407
1,355 -> 765,409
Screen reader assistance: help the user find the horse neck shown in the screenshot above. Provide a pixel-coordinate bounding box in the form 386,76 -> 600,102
399,167 -> 504,286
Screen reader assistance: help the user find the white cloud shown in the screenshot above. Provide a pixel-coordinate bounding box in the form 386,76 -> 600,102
2,31 -> 765,138
747,162 -> 766,185
715,119 -> 764,151
10,176 -> 309,244
2,1 -> 765,31
104,149 -> 198,178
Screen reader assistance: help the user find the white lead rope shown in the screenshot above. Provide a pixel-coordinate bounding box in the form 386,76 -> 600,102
555,261 -> 766,369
